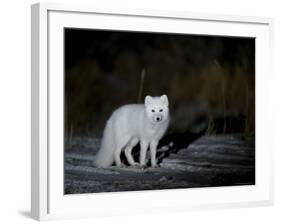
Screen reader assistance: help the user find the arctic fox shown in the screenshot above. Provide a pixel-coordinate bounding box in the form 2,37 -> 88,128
93,95 -> 170,168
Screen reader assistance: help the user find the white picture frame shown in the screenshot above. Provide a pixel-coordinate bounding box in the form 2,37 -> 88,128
31,2 -> 274,221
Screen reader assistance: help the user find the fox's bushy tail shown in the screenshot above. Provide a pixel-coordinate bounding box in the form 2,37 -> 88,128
93,119 -> 115,168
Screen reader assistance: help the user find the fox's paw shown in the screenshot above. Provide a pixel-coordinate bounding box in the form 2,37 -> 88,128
130,162 -> 140,167
151,163 -> 160,168
139,164 -> 147,169
116,163 -> 126,168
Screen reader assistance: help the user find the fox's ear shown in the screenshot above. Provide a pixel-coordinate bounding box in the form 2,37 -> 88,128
145,95 -> 152,105
160,95 -> 168,105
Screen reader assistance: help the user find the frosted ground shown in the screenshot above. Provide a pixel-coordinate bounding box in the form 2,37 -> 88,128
64,134 -> 255,194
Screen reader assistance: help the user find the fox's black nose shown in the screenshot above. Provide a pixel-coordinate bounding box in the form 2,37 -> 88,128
154,115 -> 162,122
156,116 -> 162,122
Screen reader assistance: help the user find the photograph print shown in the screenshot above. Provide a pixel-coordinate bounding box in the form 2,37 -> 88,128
64,28 -> 255,194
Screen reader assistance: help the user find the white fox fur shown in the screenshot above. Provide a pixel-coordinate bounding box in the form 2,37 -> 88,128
93,95 -> 170,168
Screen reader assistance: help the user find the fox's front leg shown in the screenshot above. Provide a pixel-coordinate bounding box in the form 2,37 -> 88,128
150,140 -> 159,168
140,140 -> 149,167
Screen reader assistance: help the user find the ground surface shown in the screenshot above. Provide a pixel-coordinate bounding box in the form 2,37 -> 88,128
64,134 -> 255,194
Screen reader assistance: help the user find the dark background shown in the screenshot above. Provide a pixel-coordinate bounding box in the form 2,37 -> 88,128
64,28 -> 255,142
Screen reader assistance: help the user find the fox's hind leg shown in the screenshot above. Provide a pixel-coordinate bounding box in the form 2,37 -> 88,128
114,136 -> 130,168
124,137 -> 139,166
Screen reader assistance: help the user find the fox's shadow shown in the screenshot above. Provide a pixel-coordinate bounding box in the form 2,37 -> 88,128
120,130 -> 205,166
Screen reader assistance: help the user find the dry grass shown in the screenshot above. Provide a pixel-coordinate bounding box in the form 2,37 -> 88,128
64,52 -> 254,138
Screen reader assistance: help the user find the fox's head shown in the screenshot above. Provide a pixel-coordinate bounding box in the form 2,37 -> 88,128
144,95 -> 169,123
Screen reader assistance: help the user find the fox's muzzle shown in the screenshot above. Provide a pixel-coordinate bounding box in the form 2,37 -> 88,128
154,115 -> 163,122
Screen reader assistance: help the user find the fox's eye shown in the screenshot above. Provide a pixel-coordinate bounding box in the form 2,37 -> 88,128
151,109 -> 155,112
159,109 -> 163,112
